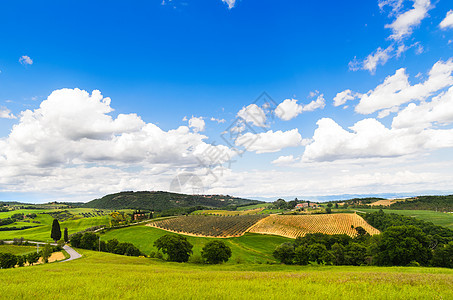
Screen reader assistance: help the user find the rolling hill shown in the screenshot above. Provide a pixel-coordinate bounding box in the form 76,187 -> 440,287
83,191 -> 262,212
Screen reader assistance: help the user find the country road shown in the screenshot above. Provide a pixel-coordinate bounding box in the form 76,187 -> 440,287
4,240 -> 82,262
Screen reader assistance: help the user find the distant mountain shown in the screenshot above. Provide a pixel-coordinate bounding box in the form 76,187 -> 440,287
83,191 -> 263,211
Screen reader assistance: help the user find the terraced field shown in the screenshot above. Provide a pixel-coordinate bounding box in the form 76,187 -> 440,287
148,215 -> 267,237
247,213 -> 380,238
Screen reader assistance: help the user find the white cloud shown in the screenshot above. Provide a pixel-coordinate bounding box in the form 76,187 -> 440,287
356,59 -> 453,115
275,99 -> 302,121
385,0 -> 431,41
440,10 -> 453,29
188,116 -> 205,132
272,155 -> 296,165
392,86 -> 453,130
235,129 -> 302,154
363,46 -> 394,74
237,104 -> 267,127
302,94 -> 325,112
0,107 -> 15,119
210,117 -> 226,124
19,55 -> 33,66
302,117 -> 453,162
333,89 -> 361,107
222,0 -> 236,9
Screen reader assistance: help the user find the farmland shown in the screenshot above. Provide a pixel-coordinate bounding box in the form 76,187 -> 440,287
1,249 -> 453,299
248,213 -> 380,239
148,215 -> 267,237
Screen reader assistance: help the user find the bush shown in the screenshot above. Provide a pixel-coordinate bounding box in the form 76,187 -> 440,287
201,240 -> 232,264
80,232 -> 98,250
70,233 -> 83,248
26,252 -> 40,266
188,254 -> 205,264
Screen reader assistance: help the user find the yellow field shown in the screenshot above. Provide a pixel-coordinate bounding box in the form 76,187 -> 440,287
247,213 -> 380,238
368,198 -> 409,206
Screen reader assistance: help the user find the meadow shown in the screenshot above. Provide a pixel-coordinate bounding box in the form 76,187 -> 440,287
357,208 -> 453,230
0,245 -> 37,255
1,249 -> 452,299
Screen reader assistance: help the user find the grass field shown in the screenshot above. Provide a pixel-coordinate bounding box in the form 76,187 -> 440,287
357,208 -> 453,230
0,249 -> 452,299
0,245 -> 37,255
101,225 -> 291,263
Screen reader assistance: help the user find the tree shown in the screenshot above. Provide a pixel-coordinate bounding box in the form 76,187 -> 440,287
331,243 -> 345,265
0,253 -> 17,269
326,207 -> 332,214
42,243 -> 52,263
64,228 -> 69,243
307,243 -> 332,264
70,233 -> 83,248
51,219 -> 61,243
344,243 -> 367,266
154,234 -> 193,262
16,255 -> 26,267
80,232 -> 98,250
375,225 -> 431,266
431,241 -> 453,268
26,252 -> 40,266
106,239 -> 120,253
294,245 -> 309,265
201,240 -> 232,264
273,243 -> 295,264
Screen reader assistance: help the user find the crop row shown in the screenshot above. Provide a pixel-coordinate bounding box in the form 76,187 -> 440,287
247,213 -> 380,239
149,215 -> 267,237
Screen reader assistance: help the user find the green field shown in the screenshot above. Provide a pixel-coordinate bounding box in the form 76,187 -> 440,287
356,209 -> 453,230
0,209 -> 113,241
1,249 -> 452,299
101,225 -> 291,263
0,244 -> 37,255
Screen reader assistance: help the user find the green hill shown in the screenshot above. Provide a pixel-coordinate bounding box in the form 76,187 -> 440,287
83,191 -> 262,212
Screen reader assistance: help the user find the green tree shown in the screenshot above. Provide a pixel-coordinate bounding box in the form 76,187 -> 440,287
16,255 -> 26,267
431,241 -> 453,268
307,243 -> 333,264
326,207 -> 332,214
64,227 -> 69,243
0,253 -> 17,269
344,242 -> 367,266
70,233 -> 83,248
80,232 -> 98,250
201,240 -> 232,264
51,219 -> 62,243
331,243 -> 345,265
273,243 -> 295,264
42,243 -> 52,263
26,252 -> 40,266
154,234 -> 193,262
294,244 -> 309,265
375,225 -> 431,266
106,239 -> 120,253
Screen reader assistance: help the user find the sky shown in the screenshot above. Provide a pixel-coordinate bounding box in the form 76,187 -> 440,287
1,0 -> 453,203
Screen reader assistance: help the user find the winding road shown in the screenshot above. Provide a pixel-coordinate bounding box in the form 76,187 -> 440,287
4,240 -> 82,262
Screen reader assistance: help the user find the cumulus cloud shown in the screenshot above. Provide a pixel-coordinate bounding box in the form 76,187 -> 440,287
302,94 -> 325,112
362,46 -> 394,74
333,90 -> 361,107
275,99 -> 302,121
235,129 -> 302,154
188,116 -> 205,132
0,107 -> 15,119
302,117 -> 453,162
356,59 -> 453,115
440,10 -> 453,29
237,104 -> 267,127
19,55 -> 33,66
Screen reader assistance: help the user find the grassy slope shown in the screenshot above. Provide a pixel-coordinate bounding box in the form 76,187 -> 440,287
0,209 -> 112,241
1,250 -> 452,299
0,245 -> 37,255
101,225 -> 291,263
357,208 -> 453,230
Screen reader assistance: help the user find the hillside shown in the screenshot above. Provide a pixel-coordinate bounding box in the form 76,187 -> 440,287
83,191 -> 262,212
385,195 -> 453,211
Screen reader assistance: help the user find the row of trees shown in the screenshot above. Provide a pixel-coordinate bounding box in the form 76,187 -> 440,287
0,243 -> 62,269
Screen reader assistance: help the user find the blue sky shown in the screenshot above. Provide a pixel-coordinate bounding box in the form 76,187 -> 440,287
1,0 -> 453,203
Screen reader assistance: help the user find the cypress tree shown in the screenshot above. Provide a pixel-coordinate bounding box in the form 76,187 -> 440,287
64,227 -> 69,243
51,219 -> 61,242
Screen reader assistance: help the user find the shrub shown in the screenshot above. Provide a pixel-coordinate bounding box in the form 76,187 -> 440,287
70,233 -> 83,248
0,253 -> 17,269
26,252 -> 40,266
273,243 -> 295,264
